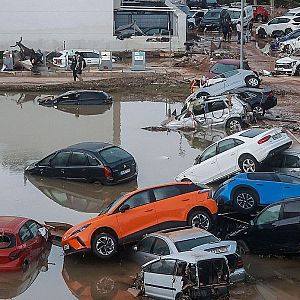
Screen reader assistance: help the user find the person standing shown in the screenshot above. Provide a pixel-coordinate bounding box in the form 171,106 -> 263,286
70,54 -> 77,81
75,52 -> 85,82
236,21 -> 241,44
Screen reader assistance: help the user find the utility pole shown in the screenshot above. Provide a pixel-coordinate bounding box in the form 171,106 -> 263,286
240,0 -> 244,69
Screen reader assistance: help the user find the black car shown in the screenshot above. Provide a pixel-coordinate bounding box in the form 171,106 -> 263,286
228,197 -> 300,255
232,87 -> 277,116
187,0 -> 218,9
38,90 -> 112,106
199,8 -> 229,31
25,142 -> 137,184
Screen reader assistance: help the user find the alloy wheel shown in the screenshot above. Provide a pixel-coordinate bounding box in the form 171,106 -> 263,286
248,78 -> 259,87
229,119 -> 242,131
191,213 -> 210,230
96,277 -> 115,294
96,236 -> 115,256
236,192 -> 255,210
253,106 -> 264,116
242,159 -> 256,172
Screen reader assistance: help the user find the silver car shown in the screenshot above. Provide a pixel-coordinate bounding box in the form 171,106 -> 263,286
132,227 -> 246,283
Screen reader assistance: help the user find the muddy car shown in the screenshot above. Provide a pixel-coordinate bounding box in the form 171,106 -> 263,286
274,49 -> 300,76
164,95 -> 252,130
139,251 -> 230,300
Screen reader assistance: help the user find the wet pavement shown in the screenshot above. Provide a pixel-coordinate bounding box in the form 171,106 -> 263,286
1,93 -> 300,299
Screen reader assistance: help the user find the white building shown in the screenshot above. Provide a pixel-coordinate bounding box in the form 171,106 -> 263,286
0,0 -> 186,52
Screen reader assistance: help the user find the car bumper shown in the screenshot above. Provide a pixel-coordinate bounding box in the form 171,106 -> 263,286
62,236 -> 90,256
274,66 -> 293,74
265,141 -> 293,160
104,172 -> 137,185
230,267 -> 246,283
263,97 -> 277,110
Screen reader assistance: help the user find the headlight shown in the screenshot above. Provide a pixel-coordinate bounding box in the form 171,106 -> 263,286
70,223 -> 91,236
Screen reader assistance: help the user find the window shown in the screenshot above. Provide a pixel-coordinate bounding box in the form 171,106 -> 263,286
153,185 -> 181,201
51,152 -> 70,167
293,17 -> 300,23
69,152 -> 89,166
19,225 -> 32,243
99,147 -> 132,164
247,173 -> 276,181
234,139 -> 244,146
277,174 -> 300,184
152,238 -> 170,256
268,18 -> 279,25
149,259 -> 176,275
284,155 -> 299,168
137,236 -> 156,253
39,153 -> 55,166
256,204 -> 281,225
83,52 -> 99,59
200,144 -> 217,162
207,101 -> 226,112
277,18 -> 290,24
61,93 -> 79,101
175,235 -> 219,252
27,221 -> 42,237
222,69 -> 239,78
218,139 -> 236,154
283,201 -> 300,219
239,128 -> 266,138
0,234 -> 16,249
123,190 -> 151,209
210,63 -> 238,75
87,154 -> 100,166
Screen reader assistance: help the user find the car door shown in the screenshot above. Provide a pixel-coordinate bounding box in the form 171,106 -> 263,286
26,220 -> 45,258
35,153 -> 57,176
281,154 -> 300,177
48,151 -> 71,178
216,138 -> 240,177
266,18 -> 279,35
204,100 -> 229,125
276,173 -> 300,199
115,190 -> 158,242
18,223 -> 36,262
134,236 -> 157,264
143,259 -> 178,300
66,151 -> 90,180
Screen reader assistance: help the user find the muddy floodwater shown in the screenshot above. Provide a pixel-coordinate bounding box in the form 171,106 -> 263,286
0,93 -> 300,299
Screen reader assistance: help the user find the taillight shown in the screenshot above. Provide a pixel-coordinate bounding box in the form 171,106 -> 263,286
258,135 -> 271,144
104,166 -> 112,178
9,250 -> 21,261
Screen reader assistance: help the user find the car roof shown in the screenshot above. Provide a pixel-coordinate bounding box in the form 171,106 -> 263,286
231,86 -> 272,93
163,250 -> 223,263
0,216 -> 29,233
149,227 -> 213,242
66,142 -> 113,152
59,90 -> 105,96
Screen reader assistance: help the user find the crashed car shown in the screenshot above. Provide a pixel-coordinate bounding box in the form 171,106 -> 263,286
164,94 -> 252,130
274,49 -> 300,76
133,227 -> 245,283
228,197 -> 300,255
176,127 -> 292,185
139,251 -> 230,300
38,90 -> 113,106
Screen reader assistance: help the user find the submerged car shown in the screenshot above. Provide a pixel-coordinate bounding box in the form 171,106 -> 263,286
176,127 -> 292,185
164,94 -> 251,130
133,227 -> 245,283
25,142 -> 137,185
61,182 -> 218,258
141,251 -> 230,300
214,172 -> 300,213
274,49 -> 300,76
228,197 -> 300,255
38,90 -> 113,106
0,217 -> 49,271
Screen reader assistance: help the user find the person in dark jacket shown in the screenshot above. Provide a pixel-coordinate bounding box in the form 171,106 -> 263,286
70,52 -> 85,82
70,55 -> 77,81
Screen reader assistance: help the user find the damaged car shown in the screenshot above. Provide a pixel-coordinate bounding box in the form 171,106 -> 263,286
164,94 -> 252,130
133,226 -> 245,283
176,127 -> 292,185
139,251 -> 230,300
274,49 -> 300,76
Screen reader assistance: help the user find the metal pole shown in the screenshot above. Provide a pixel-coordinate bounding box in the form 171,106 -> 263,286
169,29 -> 172,68
240,0 -> 244,69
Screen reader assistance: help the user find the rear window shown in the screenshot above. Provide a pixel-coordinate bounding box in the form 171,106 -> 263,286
175,235 -> 219,252
205,11 -> 221,18
210,63 -> 238,75
0,234 -> 16,249
99,147 -> 132,164
247,173 -> 276,181
239,128 -> 266,138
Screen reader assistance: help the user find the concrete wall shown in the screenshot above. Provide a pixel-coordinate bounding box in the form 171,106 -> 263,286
0,0 -> 186,52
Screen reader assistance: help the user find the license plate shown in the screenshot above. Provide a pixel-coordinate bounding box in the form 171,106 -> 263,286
272,133 -> 282,140
63,244 -> 70,251
120,169 -> 130,175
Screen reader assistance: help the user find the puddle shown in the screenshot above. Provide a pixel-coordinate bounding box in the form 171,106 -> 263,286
0,93 -> 300,299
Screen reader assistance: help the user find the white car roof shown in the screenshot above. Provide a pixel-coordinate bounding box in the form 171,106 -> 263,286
164,250 -> 224,262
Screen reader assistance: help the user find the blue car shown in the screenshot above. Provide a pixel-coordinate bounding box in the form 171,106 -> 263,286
214,172 -> 300,214
271,29 -> 300,50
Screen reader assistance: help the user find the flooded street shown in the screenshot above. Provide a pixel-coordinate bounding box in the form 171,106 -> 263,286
1,93 -> 300,299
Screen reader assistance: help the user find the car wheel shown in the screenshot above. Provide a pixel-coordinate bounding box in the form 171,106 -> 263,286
196,92 -> 210,98
225,117 -> 242,131
92,233 -> 117,259
233,188 -> 258,213
188,22 -> 195,30
256,14 -> 263,22
245,76 -> 260,88
295,66 -> 300,76
176,293 -> 192,300
181,178 -> 192,182
238,154 -> 259,173
188,210 -> 212,231
252,105 -> 265,116
237,240 -> 250,255
285,28 -> 292,35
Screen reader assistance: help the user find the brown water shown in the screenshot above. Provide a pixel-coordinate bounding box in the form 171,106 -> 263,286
0,92 -> 300,300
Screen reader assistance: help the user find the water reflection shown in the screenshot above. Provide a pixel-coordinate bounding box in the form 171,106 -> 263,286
62,255 -> 138,300
52,104 -> 112,117
26,175 -> 138,213
0,244 -> 51,299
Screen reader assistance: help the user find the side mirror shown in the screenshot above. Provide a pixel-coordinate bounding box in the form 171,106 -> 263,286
38,227 -> 48,239
119,204 -> 130,213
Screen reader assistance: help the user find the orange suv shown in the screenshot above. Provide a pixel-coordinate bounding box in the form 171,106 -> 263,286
62,182 -> 218,258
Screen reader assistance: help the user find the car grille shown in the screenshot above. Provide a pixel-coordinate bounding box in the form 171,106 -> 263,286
276,64 -> 292,69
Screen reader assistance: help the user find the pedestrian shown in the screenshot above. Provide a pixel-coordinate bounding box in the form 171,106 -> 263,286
70,55 -> 77,81
236,21 -> 241,43
228,21 -> 233,43
222,22 -> 229,41
74,51 -> 85,82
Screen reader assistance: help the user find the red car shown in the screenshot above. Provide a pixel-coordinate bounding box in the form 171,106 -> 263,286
0,217 -> 49,271
253,5 -> 269,22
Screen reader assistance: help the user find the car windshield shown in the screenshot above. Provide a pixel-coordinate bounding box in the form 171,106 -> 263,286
175,235 -> 219,252
99,196 -> 125,215
286,12 -> 295,16
99,147 -> 132,164
0,234 -> 16,249
205,11 -> 220,19
228,10 -> 241,19
292,50 -> 300,57
210,63 -> 238,74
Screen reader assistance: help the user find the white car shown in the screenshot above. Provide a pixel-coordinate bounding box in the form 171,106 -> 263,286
285,7 -> 300,17
275,49 -> 300,76
279,35 -> 300,53
227,5 -> 253,26
256,16 -> 300,37
176,127 -> 292,184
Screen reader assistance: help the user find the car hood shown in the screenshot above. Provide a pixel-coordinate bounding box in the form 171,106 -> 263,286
191,240 -> 237,255
276,56 -> 298,64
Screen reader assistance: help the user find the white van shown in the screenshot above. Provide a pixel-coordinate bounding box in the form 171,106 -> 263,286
227,5 -> 254,27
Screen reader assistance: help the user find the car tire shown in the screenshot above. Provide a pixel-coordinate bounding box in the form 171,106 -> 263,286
188,210 -> 212,231
176,293 -> 192,300
196,92 -> 210,98
285,28 -> 292,35
92,232 -> 118,259
225,117 -> 243,131
245,76 -> 260,88
237,240 -> 250,255
181,178 -> 192,182
188,22 -> 195,30
295,66 -> 300,76
233,188 -> 258,214
252,105 -> 265,116
238,154 -> 260,173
